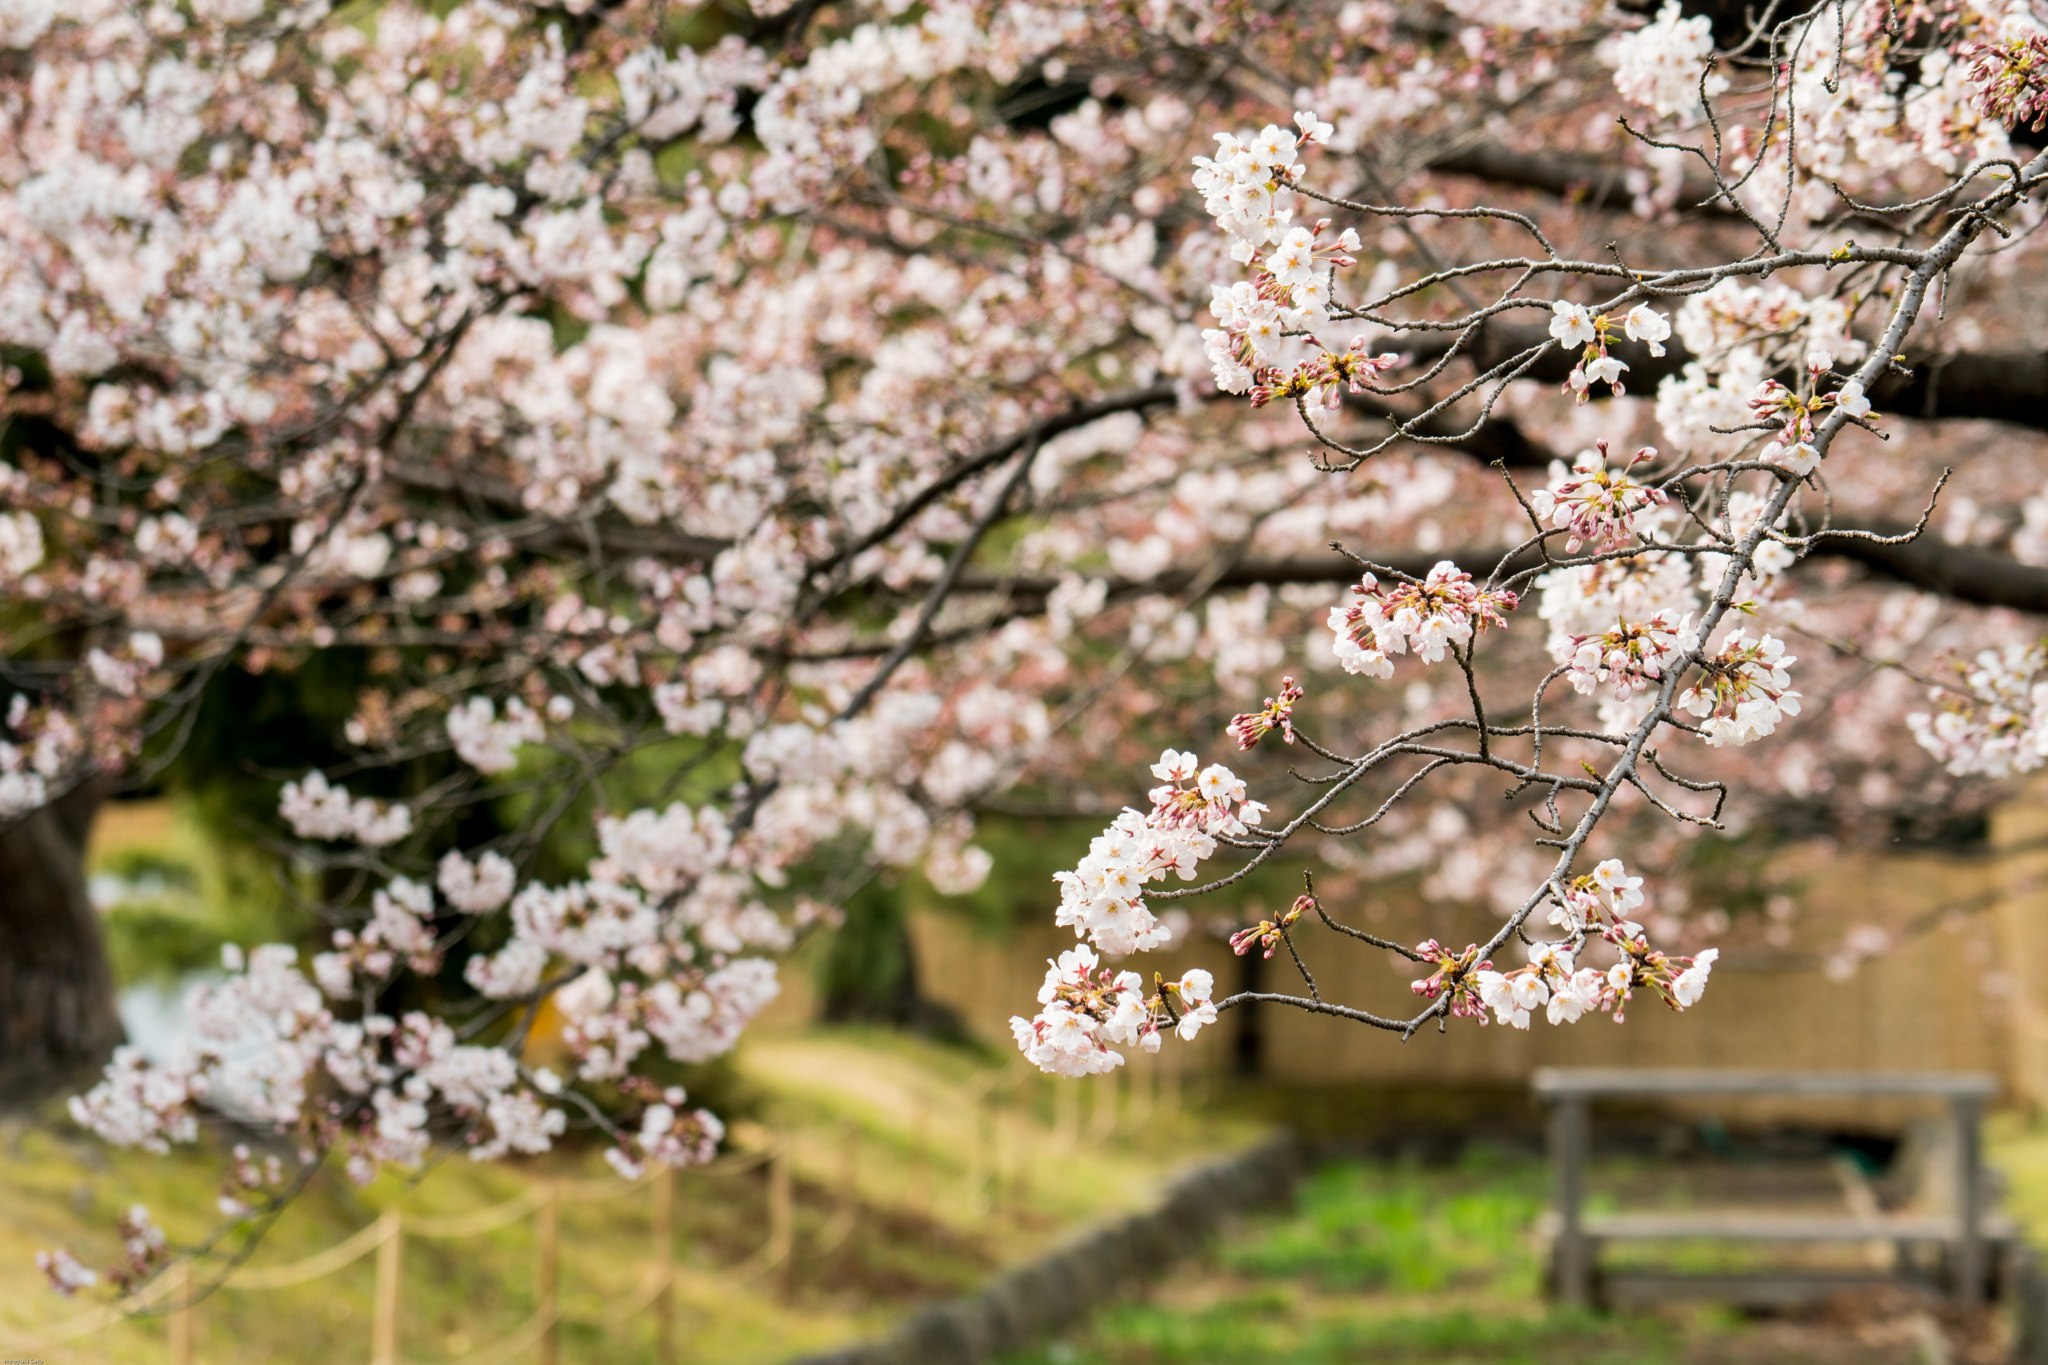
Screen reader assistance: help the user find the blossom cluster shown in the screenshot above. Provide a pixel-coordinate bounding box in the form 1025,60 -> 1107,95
446,696 -> 548,774
1678,631 -> 1804,746
604,1082 -> 725,1179
1566,610 -> 1694,701
1605,0 -> 1729,120
1527,442 -> 1669,553
1474,937 -> 1718,1027
0,694 -> 78,817
66,943 -> 577,1185
1043,749 -> 1265,962
1190,113 -> 1328,258
1328,562 -> 1518,677
1201,218 -> 1378,396
278,772 -> 414,847
1448,860 -> 1716,1027
1548,302 -> 1670,402
1746,355 -> 1872,477
1010,946 -> 1218,1077
1908,643 -> 2048,778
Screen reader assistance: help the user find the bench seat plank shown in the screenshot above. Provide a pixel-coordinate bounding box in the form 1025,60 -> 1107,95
1533,1069 -> 1998,1098
1581,1211 -> 2015,1242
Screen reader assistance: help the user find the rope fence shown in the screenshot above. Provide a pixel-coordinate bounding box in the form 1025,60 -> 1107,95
16,1062 -> 1201,1364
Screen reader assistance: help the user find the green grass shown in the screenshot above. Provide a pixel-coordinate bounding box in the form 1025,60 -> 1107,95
1000,1146 -> 1975,1365
1220,1151 -> 1545,1294
0,798 -> 1269,1364
0,1027 -> 1262,1365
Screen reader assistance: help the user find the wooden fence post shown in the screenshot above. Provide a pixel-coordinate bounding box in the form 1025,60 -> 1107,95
769,1139 -> 793,1300
167,1259 -> 193,1365
976,1085 -> 996,1216
371,1211 -> 403,1365
836,1121 -> 859,1256
1089,1068 -> 1119,1141
536,1184 -> 559,1365
911,1095 -> 932,1217
965,1075 -> 996,1214
654,1163 -> 675,1364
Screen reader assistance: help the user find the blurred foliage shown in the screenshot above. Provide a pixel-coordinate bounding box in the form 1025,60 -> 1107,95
91,798 -> 295,985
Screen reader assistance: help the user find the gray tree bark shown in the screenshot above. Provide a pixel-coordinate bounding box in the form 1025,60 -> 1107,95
0,779 -> 124,1108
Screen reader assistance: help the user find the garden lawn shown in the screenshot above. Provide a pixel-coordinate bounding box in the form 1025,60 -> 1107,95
0,1026 -> 1260,1365
1003,1147 -> 2013,1365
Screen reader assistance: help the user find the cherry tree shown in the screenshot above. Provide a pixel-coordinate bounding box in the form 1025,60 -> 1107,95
1011,0 -> 2048,1070
4,0 -> 2047,1301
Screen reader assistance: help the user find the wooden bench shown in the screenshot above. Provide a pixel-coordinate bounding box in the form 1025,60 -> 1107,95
1533,1068 -> 2008,1308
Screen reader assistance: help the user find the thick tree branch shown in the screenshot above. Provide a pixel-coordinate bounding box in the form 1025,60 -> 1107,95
1426,144 -> 1732,218
1399,323 -> 2048,433
954,529 -> 2048,614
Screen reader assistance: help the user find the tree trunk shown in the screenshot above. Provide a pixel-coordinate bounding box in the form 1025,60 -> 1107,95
819,882 -> 966,1041
0,779 -> 124,1108
1233,948 -> 1265,1078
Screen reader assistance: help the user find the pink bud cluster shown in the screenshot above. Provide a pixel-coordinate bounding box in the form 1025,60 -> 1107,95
1747,356 -> 1871,477
1566,609 -> 1694,700
1228,676 -> 1304,750
1230,893 -> 1315,959
1409,939 -> 1491,1020
1527,442 -> 1670,552
1962,33 -> 2048,132
1327,561 -> 1518,677
1247,335 -> 1401,411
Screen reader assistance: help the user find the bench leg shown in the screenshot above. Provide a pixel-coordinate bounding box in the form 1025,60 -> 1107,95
1552,1097 -> 1592,1308
1955,1097 -> 1984,1306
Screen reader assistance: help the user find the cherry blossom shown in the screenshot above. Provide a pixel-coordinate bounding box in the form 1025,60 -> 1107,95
1528,442 -> 1670,553
1328,562 -> 1518,675
6,0 -> 2047,1297
1679,632 -> 1804,747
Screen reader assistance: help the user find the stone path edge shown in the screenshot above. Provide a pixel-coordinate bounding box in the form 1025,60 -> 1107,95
784,1132 -> 1308,1365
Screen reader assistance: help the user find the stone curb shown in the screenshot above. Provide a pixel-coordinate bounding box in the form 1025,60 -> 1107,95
785,1132 -> 1308,1365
